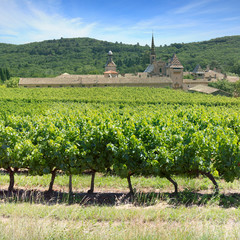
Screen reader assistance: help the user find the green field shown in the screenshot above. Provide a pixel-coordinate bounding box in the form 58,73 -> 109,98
0,87 -> 240,239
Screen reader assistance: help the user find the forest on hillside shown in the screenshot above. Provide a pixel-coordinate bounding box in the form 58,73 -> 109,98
0,36 -> 240,78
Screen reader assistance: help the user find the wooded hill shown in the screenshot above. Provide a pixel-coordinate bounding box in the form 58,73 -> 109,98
0,35 -> 240,78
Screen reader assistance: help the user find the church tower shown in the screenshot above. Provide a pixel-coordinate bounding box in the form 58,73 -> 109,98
104,50 -> 118,78
150,34 -> 156,64
105,50 -> 117,72
167,53 -> 184,89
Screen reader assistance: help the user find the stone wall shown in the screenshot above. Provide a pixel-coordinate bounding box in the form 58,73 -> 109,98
19,74 -> 173,88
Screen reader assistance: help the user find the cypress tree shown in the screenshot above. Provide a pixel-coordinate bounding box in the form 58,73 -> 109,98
0,68 -> 3,81
0,68 -> 11,81
6,68 -> 10,80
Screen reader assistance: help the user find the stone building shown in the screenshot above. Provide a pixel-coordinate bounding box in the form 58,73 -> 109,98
104,50 -> 118,78
144,35 -> 184,88
105,51 -> 117,72
182,65 -> 239,90
192,64 -> 205,79
188,84 -> 231,97
19,73 -> 82,88
19,36 -> 184,89
166,53 -> 184,89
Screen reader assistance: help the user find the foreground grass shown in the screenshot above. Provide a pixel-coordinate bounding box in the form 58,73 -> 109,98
0,174 -> 239,239
0,173 -> 239,194
0,203 -> 239,240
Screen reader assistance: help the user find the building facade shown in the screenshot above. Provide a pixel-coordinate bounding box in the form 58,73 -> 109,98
19,36 -> 186,89
144,35 -> 184,89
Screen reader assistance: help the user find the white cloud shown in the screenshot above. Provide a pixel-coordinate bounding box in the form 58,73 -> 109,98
173,0 -> 214,14
0,0 -> 97,43
0,0 -> 239,46
221,17 -> 240,22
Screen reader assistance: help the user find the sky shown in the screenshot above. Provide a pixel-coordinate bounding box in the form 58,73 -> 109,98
0,0 -> 240,46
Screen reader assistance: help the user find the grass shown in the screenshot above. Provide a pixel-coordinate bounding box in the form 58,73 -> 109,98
0,172 -> 239,193
0,173 -> 239,239
0,203 -> 239,240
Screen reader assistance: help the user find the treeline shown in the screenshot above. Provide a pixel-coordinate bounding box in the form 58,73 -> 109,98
208,79 -> 240,97
0,38 -> 149,77
1,107 -> 239,194
0,36 -> 240,77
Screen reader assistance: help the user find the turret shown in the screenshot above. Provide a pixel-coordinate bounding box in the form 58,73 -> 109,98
104,50 -> 118,78
168,53 -> 184,89
105,50 -> 117,72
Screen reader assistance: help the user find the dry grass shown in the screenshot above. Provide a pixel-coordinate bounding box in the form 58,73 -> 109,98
0,174 -> 239,239
0,203 -> 239,240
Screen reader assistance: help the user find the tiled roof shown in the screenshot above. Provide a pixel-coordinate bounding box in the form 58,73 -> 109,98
19,73 -> 173,86
169,53 -> 184,69
105,61 -> 116,67
19,76 -> 82,85
193,64 -> 204,74
188,85 -> 219,94
104,70 -> 118,74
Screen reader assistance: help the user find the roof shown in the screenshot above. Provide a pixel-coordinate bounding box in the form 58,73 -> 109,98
188,85 -> 221,94
193,64 -> 204,74
19,76 -> 82,85
104,70 -> 118,74
105,61 -> 116,67
227,76 -> 240,82
19,74 -> 173,87
169,53 -> 184,69
144,64 -> 154,73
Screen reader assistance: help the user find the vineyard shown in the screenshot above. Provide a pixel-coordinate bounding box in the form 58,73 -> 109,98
0,87 -> 240,196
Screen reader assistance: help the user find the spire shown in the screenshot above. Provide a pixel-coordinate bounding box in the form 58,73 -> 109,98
151,34 -> 156,55
150,34 -> 156,64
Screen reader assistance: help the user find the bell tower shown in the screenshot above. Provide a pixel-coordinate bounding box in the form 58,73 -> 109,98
105,50 -> 117,72
168,53 -> 184,89
150,34 -> 156,64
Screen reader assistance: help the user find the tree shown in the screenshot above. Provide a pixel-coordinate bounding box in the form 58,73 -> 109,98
0,68 -> 11,82
208,79 -> 235,96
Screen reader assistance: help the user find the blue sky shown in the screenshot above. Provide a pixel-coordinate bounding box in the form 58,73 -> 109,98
0,0 -> 240,46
